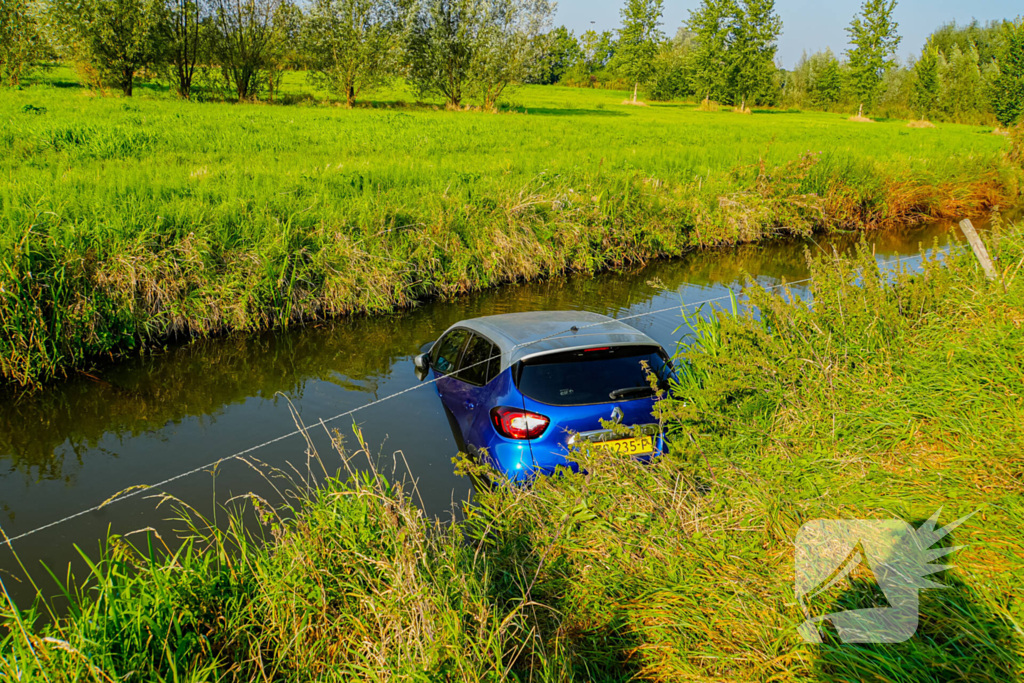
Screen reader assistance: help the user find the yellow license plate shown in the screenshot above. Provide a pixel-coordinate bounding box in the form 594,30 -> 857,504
591,436 -> 656,456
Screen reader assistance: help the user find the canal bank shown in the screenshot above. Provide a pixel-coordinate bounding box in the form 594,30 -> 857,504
0,220 -> 973,607
3,220 -> 1022,682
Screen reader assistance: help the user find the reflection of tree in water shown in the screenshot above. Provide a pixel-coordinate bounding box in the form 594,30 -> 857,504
0,224 -> 954,483
0,319 -> 430,483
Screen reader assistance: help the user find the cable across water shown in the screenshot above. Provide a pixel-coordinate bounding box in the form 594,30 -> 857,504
0,241 -> 980,550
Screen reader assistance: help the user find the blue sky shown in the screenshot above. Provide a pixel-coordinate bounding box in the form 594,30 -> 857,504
553,0 -> 1022,68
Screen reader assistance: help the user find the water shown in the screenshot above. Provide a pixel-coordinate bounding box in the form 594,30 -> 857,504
0,221 -> 964,606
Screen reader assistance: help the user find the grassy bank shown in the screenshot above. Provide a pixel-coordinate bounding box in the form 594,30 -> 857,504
1,75 -> 1022,388
2,223 -> 1022,681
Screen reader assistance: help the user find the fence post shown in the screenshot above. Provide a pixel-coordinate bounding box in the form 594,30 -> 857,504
959,219 -> 998,281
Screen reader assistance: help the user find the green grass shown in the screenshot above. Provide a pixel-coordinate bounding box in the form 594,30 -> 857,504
2,222 -> 1022,682
1,69 -> 1021,387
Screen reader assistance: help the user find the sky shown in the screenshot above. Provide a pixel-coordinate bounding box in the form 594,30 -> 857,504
553,0 -> 1022,69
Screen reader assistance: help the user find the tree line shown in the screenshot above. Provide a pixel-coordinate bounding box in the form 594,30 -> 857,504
0,0 -> 556,107
783,17 -> 1023,126
539,1 -> 1022,127
1,0 -> 1022,127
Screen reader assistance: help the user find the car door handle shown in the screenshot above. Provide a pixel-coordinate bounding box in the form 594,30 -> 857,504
464,401 -> 475,410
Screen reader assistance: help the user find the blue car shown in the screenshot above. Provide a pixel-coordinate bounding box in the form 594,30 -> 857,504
414,312 -> 673,482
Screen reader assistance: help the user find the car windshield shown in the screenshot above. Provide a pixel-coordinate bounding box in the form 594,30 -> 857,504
517,346 -> 672,407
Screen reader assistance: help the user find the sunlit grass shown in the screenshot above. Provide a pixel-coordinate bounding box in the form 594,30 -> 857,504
2,223 -> 1021,681
0,70 -> 1018,387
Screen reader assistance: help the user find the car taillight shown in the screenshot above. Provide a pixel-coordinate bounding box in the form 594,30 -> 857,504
491,407 -> 550,440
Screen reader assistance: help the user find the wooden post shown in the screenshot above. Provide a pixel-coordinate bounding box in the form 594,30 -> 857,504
959,219 -> 998,281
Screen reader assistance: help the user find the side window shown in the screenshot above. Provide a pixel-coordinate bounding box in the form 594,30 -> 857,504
457,335 -> 499,386
432,330 -> 469,375
486,350 -> 502,384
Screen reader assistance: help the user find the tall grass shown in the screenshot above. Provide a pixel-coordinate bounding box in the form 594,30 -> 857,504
2,222 -> 1022,681
1,78 -> 1020,387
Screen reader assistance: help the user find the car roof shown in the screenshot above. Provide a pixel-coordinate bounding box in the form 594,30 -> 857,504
443,311 -> 662,372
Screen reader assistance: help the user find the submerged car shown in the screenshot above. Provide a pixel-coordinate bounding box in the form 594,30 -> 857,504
414,311 -> 673,482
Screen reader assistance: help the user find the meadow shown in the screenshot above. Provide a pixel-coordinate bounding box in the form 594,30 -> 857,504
1,223 -> 1021,681
1,68 -> 1021,387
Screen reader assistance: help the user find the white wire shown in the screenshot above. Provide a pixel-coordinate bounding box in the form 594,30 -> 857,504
0,240 -> 978,550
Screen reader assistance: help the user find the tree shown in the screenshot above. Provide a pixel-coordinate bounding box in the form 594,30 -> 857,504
405,0 -> 480,107
406,0 -> 549,109
157,0 -> 205,98
54,0 -> 162,96
982,58 -> 1001,115
646,28 -> 695,101
264,0 -> 301,101
728,0 -> 781,108
532,25 -> 581,85
209,0 -> 283,100
927,20 -> 1003,65
877,60 -> 910,114
845,0 -> 900,114
811,52 -> 842,109
940,43 -> 984,122
782,50 -> 819,108
578,28 -> 614,75
303,0 -> 404,107
687,0 -> 734,103
1,0 -> 45,86
616,0 -> 663,103
468,0 -> 552,109
992,17 -> 1024,128
911,46 -> 939,120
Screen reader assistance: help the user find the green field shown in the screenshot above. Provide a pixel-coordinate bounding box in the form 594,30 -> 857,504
3,226 -> 1021,681
1,71 -> 1020,387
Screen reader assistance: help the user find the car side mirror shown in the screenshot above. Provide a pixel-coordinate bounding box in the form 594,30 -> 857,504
414,352 -> 431,382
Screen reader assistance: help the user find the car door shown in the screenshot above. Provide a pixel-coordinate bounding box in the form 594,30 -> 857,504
446,334 -> 501,447
431,329 -> 471,407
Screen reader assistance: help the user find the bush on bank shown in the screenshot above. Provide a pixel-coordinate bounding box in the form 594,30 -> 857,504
2,222 -> 1022,681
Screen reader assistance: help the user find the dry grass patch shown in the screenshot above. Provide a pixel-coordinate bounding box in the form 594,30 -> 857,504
697,98 -> 721,112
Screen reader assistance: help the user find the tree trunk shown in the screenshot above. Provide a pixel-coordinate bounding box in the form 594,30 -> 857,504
176,62 -> 192,99
122,70 -> 134,97
237,69 -> 248,101
632,82 -> 638,103
347,84 -> 355,108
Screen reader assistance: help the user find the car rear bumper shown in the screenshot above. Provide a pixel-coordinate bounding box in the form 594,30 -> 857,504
482,428 -> 667,483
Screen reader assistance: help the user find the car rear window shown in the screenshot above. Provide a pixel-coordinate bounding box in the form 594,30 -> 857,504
517,346 -> 672,407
